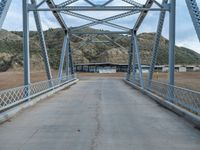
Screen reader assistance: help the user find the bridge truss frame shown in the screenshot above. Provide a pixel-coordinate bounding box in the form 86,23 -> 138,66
0,0 -> 200,114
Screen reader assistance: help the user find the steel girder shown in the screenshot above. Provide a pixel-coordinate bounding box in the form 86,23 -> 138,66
68,41 -> 74,75
127,32 -> 133,80
0,0 -> 12,29
29,6 -> 167,11
57,0 -> 79,7
133,0 -> 154,31
71,31 -> 131,34
103,34 -> 126,50
168,0 -> 176,86
84,0 -> 96,6
122,0 -> 143,7
185,0 -> 200,41
132,32 -> 144,88
23,0 -> 30,88
148,0 -> 168,87
36,0 -> 47,8
101,0 -> 114,6
71,10 -> 139,32
46,0 -> 68,31
31,0 -> 53,83
62,11 -> 131,31
58,33 -> 69,79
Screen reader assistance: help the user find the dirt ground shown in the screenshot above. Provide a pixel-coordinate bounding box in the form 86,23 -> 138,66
0,71 -> 199,92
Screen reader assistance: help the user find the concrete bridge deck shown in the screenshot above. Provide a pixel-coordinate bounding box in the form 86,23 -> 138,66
0,77 -> 200,150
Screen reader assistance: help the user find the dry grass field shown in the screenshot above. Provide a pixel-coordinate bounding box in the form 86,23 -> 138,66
0,71 -> 199,92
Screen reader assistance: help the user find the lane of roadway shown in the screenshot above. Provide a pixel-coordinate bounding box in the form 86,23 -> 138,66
0,77 -> 200,150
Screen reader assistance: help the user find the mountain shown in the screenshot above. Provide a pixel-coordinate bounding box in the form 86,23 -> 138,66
0,28 -> 199,72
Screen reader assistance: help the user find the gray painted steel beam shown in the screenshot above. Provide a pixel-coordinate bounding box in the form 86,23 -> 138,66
127,32 -> 133,80
103,34 -> 127,50
71,11 -> 139,31
30,6 -> 167,11
58,34 -> 68,79
57,0 -> 79,7
133,32 -> 144,88
46,0 -> 68,31
68,42 -> 74,75
153,0 -> 164,8
185,0 -> 200,41
31,0 -> 52,82
122,0 -> 143,7
168,0 -> 176,86
0,0 -> 12,29
23,0 -> 30,87
101,0 -> 114,6
65,35 -> 70,77
62,11 -> 130,31
148,0 -> 168,87
84,0 -> 96,6
132,31 -> 137,82
36,0 -> 47,8
71,31 -> 131,34
133,0 -> 154,31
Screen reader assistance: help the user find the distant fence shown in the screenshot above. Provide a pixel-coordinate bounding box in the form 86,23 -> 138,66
127,78 -> 200,115
0,75 -> 76,112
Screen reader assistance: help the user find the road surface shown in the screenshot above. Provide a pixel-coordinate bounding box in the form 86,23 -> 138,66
0,77 -> 200,150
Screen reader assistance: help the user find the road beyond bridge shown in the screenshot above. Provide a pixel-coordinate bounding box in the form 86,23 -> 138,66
0,77 -> 199,150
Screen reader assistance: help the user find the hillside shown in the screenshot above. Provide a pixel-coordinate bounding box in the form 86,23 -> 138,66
0,28 -> 200,71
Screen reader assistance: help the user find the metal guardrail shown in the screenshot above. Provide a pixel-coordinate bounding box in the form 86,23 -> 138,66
0,75 -> 76,112
127,78 -> 200,115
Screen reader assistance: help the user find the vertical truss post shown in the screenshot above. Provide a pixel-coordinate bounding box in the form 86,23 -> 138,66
65,34 -> 70,78
23,0 -> 30,97
58,32 -> 69,80
148,0 -> 168,88
185,0 -> 200,41
132,37 -> 137,82
133,31 -> 144,88
0,0 -> 12,29
127,30 -> 133,80
31,0 -> 52,84
168,0 -> 176,99
68,40 -> 75,76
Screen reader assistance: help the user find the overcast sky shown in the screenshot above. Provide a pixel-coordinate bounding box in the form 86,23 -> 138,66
2,0 -> 200,54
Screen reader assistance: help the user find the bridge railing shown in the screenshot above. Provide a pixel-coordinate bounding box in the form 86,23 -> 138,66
127,78 -> 200,115
0,75 -> 77,112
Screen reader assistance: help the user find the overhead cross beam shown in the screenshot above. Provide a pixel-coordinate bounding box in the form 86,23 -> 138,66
70,10 -> 140,32
30,6 -> 167,11
36,0 -> 47,8
46,0 -> 68,31
62,11 -> 131,31
133,0 -> 154,32
122,0 -> 143,7
56,0 -> 80,7
71,31 -> 131,34
101,0 -> 114,6
103,34 -> 127,50
84,0 -> 96,6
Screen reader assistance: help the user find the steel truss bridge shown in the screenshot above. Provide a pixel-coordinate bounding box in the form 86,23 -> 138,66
0,0 -> 200,149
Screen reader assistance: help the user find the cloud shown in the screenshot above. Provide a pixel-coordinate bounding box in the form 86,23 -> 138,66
1,0 -> 200,54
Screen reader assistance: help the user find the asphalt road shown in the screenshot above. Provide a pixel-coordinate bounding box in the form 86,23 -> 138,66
0,77 -> 200,150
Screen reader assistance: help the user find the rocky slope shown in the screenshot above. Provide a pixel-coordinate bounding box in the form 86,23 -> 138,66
0,28 -> 199,71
